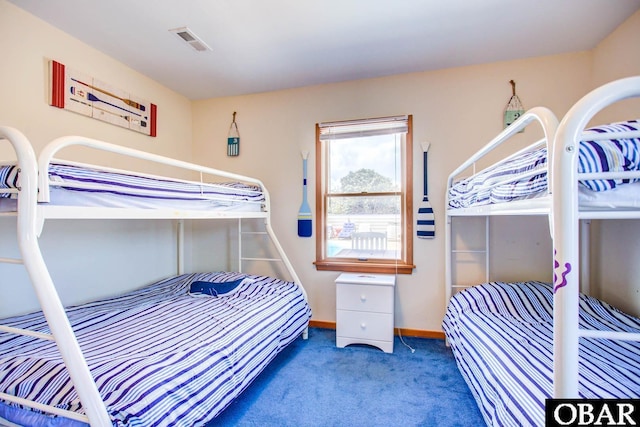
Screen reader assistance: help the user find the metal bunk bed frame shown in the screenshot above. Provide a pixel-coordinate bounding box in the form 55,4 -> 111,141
445,76 -> 640,399
0,130 -> 307,426
552,76 -> 640,397
445,105 -> 559,303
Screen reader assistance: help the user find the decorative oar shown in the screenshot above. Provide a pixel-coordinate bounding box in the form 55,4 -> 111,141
71,77 -> 146,112
86,92 -> 145,118
70,96 -> 147,128
417,142 -> 435,239
71,86 -> 146,119
297,150 -> 312,237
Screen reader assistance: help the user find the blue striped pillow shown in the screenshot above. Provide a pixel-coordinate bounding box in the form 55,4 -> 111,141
579,119 -> 640,191
189,278 -> 245,297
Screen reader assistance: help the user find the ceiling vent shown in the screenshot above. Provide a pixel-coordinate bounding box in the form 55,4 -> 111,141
169,27 -> 212,52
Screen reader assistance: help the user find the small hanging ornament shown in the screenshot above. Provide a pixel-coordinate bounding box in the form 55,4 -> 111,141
227,111 -> 240,156
503,80 -> 525,132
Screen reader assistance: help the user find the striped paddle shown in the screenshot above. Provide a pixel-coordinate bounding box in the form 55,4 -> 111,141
417,142 -> 435,239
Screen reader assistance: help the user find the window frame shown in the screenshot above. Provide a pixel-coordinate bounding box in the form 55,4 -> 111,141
313,115 -> 415,274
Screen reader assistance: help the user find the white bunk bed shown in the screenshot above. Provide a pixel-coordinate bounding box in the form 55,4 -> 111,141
0,130 -> 310,426
443,76 -> 640,426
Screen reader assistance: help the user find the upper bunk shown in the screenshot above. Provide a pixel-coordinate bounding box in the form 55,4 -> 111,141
1,133 -> 270,222
446,77 -> 640,220
0,126 -> 303,295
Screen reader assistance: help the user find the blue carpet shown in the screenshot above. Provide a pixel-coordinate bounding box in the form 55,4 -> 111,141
212,327 -> 484,426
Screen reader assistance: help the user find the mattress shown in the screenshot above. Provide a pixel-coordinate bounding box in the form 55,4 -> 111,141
0,272 -> 311,426
443,281 -> 640,427
448,120 -> 640,209
0,162 -> 265,212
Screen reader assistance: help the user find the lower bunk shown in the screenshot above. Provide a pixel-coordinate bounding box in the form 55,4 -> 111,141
443,281 -> 640,427
0,271 -> 311,426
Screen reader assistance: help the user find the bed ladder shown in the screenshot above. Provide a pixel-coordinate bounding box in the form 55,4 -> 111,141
445,216 -> 490,303
238,218 -> 309,340
173,217 -> 303,289
0,126 -> 112,427
237,220 -> 286,273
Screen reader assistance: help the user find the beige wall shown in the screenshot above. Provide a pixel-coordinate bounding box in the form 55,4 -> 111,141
589,11 -> 640,315
191,52 -> 596,331
593,11 -> 640,91
0,0 -> 193,315
0,0 -> 192,164
1,0 -> 639,328
192,11 -> 640,331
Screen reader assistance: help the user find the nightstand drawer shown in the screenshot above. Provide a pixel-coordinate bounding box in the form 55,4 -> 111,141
336,283 -> 393,313
336,310 -> 394,342
335,273 -> 395,353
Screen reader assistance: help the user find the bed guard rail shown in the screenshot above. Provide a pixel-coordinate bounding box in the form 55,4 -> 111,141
446,106 -> 559,196
38,135 -> 266,203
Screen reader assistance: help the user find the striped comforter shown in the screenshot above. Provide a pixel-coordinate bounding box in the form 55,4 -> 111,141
443,281 -> 640,427
0,272 -> 311,426
448,120 -> 640,208
0,162 -> 265,210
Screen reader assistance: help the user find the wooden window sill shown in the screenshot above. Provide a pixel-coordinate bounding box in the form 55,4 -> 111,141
314,260 -> 415,275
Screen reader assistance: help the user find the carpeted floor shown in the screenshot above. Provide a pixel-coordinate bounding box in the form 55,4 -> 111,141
212,327 -> 485,426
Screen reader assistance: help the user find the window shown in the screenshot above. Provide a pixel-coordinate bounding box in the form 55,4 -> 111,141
314,115 -> 414,274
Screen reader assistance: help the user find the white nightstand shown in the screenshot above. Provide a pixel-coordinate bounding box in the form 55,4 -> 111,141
335,273 -> 395,353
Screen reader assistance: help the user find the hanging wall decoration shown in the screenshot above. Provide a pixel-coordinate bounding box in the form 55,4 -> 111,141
48,60 -> 157,137
503,79 -> 525,132
227,112 -> 240,156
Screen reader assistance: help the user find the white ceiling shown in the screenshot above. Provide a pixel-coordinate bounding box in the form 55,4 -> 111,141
9,0 -> 640,100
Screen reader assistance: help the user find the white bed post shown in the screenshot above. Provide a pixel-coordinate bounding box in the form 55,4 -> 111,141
552,77 -> 640,398
580,220 -> 590,295
4,127 -> 112,426
177,219 -> 185,275
552,121 -> 580,398
444,216 -> 452,305
238,218 -> 243,273
485,216 -> 490,283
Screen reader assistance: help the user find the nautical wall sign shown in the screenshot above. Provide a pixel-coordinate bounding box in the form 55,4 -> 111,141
49,60 -> 157,137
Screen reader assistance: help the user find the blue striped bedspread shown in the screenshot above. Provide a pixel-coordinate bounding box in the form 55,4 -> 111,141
0,272 -> 311,426
443,281 -> 640,427
448,120 -> 640,208
0,162 -> 265,208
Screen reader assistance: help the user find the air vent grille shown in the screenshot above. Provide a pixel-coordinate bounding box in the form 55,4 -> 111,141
176,31 -> 196,42
169,27 -> 211,52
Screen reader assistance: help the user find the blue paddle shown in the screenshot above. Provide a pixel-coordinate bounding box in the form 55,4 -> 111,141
298,151 -> 312,237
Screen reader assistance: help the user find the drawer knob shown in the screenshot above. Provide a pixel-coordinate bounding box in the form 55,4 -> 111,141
360,294 -> 367,302
360,322 -> 366,330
